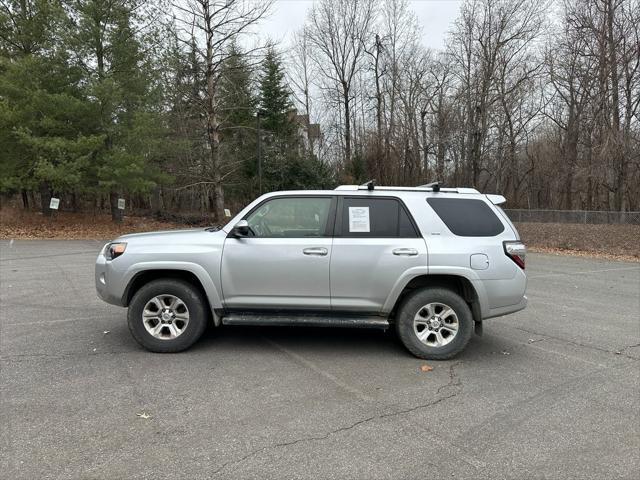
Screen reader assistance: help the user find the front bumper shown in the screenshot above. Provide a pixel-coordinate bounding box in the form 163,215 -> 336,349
95,253 -> 126,306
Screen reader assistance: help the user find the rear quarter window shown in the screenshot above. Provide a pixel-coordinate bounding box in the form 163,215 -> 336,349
427,198 -> 505,237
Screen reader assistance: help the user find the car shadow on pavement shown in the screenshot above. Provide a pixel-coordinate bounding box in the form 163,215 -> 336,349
192,324 -> 408,357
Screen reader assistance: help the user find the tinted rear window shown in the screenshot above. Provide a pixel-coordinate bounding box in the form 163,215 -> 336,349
427,198 -> 504,237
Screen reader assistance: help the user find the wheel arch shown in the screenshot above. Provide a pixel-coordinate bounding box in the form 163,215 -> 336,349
122,264 -> 222,325
385,273 -> 484,322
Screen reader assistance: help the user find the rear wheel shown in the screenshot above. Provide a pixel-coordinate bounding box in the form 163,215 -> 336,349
127,279 -> 208,353
396,287 -> 473,360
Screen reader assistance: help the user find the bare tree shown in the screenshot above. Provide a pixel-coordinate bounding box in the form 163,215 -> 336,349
173,0 -> 272,220
450,0 -> 546,187
289,27 -> 316,151
306,0 -> 375,177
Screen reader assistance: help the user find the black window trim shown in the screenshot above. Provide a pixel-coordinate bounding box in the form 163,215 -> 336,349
334,195 -> 420,238
232,194 -> 338,238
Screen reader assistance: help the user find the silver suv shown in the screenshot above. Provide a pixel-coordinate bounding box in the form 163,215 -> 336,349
95,184 -> 527,359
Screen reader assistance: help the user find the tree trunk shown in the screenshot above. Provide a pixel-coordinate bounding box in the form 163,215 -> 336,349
110,191 -> 123,223
204,1 -> 225,222
420,110 -> 429,175
21,189 -> 29,209
39,182 -> 52,217
342,82 -> 351,175
374,34 -> 383,181
150,186 -> 163,218
605,0 -> 624,211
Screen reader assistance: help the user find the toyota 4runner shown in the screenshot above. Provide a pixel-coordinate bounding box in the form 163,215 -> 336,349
95,184 -> 527,359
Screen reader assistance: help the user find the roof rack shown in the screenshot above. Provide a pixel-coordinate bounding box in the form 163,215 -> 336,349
334,184 -> 480,194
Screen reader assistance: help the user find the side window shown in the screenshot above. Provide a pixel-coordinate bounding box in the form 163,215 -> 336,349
246,197 -> 332,238
340,197 -> 418,238
427,198 -> 505,237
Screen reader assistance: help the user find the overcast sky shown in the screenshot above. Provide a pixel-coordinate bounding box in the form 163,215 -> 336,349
258,0 -> 463,50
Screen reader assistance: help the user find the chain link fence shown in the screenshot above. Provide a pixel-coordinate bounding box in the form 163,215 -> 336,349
503,209 -> 640,225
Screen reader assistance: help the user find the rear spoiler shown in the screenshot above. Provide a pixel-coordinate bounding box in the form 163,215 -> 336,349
486,194 -> 506,205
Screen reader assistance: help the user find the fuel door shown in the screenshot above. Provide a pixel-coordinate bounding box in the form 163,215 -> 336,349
470,253 -> 489,270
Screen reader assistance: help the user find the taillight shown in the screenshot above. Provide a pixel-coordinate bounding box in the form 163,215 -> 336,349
503,241 -> 526,269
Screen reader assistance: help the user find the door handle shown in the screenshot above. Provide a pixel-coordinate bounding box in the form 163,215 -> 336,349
393,248 -> 418,256
303,247 -> 328,256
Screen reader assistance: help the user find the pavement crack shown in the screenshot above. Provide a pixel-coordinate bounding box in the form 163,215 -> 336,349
381,362 -> 463,418
211,363 -> 464,477
616,342 -> 640,356
209,415 -> 377,477
437,361 -> 462,394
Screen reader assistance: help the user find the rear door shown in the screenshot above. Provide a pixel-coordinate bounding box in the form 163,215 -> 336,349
330,196 -> 427,313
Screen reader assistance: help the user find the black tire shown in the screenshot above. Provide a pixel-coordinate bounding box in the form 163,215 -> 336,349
395,287 -> 473,360
127,279 -> 208,353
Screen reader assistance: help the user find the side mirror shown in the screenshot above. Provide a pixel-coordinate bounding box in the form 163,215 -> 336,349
231,219 -> 250,237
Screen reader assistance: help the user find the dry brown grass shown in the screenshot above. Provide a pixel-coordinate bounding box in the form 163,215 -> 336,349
516,222 -> 640,261
0,207 -> 182,240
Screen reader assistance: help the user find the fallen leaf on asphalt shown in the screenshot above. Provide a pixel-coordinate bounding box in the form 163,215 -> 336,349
420,365 -> 433,372
136,412 -> 151,419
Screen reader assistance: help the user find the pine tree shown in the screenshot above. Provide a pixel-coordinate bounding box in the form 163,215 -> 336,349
0,0 -> 103,215
258,46 -> 295,136
257,46 -> 333,192
217,43 -> 258,198
72,0 -> 168,221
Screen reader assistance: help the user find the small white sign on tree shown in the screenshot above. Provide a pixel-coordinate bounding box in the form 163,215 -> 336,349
117,198 -> 126,210
49,198 -> 60,210
224,208 -> 231,217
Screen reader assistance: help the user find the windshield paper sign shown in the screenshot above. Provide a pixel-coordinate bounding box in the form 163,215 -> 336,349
348,206 -> 370,233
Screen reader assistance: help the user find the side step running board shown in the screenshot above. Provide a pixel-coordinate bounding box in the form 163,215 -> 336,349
222,313 -> 390,329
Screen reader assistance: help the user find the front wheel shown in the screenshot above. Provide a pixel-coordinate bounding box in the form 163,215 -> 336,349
396,287 -> 473,360
127,279 -> 208,353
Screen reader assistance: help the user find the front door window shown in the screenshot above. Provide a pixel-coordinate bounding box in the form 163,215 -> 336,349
246,197 -> 332,238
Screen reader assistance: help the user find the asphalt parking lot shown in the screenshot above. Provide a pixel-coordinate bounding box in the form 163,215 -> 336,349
1,240 -> 639,479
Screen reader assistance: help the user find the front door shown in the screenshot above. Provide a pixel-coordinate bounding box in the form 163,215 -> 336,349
221,196 -> 335,310
330,196 -> 427,312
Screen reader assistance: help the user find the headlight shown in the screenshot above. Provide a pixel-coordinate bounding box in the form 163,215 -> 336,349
105,242 -> 127,260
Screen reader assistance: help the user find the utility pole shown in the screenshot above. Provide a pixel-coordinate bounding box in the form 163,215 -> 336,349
256,112 -> 262,194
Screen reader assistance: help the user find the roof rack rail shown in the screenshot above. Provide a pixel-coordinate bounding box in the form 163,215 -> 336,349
333,184 -> 481,194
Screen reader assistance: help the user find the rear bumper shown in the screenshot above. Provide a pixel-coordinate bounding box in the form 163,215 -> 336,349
484,295 -> 527,320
